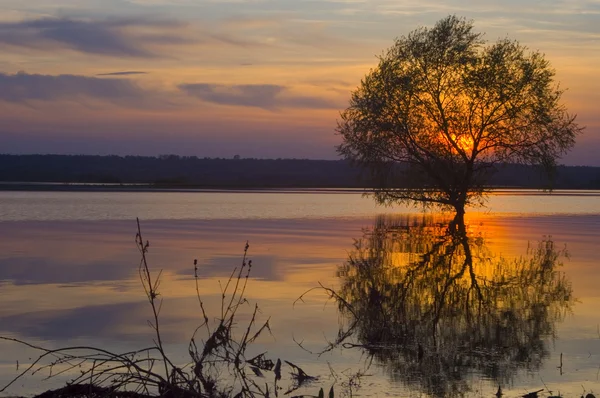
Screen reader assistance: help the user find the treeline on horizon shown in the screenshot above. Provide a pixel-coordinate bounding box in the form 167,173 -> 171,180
1,154 -> 599,189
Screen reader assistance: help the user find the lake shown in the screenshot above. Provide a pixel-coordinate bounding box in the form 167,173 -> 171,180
0,190 -> 599,397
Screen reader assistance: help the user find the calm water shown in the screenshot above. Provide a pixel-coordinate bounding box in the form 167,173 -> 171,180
0,190 -> 599,397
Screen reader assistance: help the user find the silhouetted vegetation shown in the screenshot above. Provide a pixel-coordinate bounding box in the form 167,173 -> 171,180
1,154 -> 599,190
0,220 -> 328,398
337,16 -> 582,214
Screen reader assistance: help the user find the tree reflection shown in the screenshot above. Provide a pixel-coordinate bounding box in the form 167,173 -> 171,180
335,215 -> 573,397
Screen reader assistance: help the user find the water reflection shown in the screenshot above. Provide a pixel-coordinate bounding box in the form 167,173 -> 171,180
336,215 -> 574,397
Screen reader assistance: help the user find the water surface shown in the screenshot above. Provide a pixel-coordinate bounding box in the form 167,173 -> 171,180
0,190 -> 599,397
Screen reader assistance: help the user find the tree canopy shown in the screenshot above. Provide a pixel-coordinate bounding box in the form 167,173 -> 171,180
337,15 -> 583,214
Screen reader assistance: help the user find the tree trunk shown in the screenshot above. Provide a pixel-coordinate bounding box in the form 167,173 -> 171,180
450,205 -> 466,234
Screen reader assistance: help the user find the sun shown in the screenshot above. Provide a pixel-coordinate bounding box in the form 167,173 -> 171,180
450,134 -> 475,154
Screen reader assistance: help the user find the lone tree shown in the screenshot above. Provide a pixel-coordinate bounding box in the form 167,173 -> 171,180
337,15 -> 582,216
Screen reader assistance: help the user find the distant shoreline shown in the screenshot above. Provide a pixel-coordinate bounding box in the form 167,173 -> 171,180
2,154 -> 599,190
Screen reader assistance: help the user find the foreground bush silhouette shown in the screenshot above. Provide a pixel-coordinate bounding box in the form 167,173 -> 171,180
0,219 -> 326,398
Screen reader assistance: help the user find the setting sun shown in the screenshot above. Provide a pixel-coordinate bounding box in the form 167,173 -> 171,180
450,134 -> 475,154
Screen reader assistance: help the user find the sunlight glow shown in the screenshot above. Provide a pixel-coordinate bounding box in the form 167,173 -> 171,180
450,134 -> 475,154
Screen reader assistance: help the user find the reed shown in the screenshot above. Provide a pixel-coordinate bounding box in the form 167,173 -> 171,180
0,219 -> 330,398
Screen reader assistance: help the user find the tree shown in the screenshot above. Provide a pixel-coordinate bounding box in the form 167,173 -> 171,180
337,15 -> 583,216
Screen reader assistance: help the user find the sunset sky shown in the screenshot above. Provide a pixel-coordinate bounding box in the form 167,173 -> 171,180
0,0 -> 599,165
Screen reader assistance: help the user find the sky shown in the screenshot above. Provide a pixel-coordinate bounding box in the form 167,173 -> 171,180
0,0 -> 598,165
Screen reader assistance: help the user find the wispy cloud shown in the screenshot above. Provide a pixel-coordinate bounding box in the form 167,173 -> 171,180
0,71 -> 147,103
179,83 -> 338,110
0,17 -> 189,58
97,71 -> 148,76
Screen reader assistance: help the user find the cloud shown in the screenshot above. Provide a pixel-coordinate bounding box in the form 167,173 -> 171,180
0,17 -> 188,58
97,71 -> 148,76
0,71 -> 147,103
179,83 -> 338,110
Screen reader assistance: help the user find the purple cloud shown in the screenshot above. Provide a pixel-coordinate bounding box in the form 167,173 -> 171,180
0,17 -> 188,58
0,71 -> 146,103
